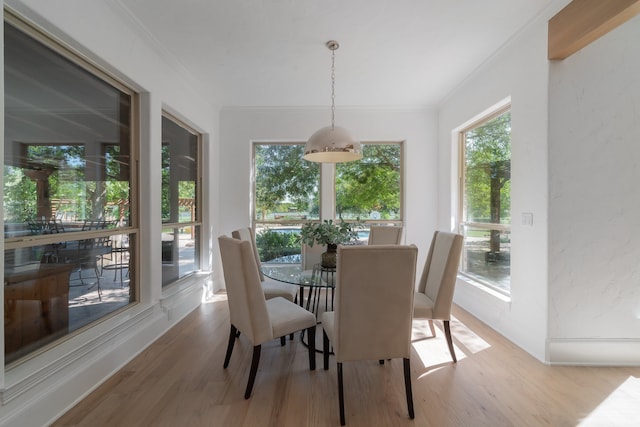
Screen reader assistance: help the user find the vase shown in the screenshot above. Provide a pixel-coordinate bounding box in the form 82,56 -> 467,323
321,243 -> 338,268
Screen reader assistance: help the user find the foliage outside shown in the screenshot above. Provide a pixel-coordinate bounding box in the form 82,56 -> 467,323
254,143 -> 401,223
254,144 -> 320,221
3,144 -> 130,223
336,144 -> 401,220
464,111 -> 511,225
256,229 -> 301,261
461,109 -> 512,292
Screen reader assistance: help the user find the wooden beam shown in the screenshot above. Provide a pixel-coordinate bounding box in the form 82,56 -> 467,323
548,0 -> 640,60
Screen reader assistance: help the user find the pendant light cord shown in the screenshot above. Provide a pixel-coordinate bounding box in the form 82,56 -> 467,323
330,47 -> 335,130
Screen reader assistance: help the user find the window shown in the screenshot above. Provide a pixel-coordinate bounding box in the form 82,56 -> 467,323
253,143 -> 320,262
161,114 -> 201,286
459,108 -> 511,293
335,142 -> 402,224
3,17 -> 138,364
252,142 -> 403,262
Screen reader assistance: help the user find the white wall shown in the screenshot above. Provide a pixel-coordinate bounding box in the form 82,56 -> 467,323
437,7 -> 553,361
547,13 -> 640,365
1,1 -> 220,425
219,107 -> 438,270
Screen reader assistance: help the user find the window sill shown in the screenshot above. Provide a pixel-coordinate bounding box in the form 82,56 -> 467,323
457,274 -> 511,304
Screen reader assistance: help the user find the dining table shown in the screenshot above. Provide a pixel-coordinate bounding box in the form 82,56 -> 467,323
261,260 -> 336,316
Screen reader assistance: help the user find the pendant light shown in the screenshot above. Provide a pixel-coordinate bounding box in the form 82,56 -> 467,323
303,40 -> 362,163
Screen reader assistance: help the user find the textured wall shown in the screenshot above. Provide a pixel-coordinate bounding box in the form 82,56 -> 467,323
548,13 -> 640,363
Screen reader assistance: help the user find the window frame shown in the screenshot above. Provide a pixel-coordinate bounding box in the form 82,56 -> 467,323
457,104 -> 512,295
160,111 -> 203,286
3,11 -> 140,365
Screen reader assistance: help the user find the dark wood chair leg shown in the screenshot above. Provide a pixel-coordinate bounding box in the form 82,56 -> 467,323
307,325 -> 316,370
223,325 -> 237,368
244,345 -> 261,399
323,329 -> 330,370
338,362 -> 345,426
280,336 -> 286,346
443,320 -> 457,363
403,358 -> 414,419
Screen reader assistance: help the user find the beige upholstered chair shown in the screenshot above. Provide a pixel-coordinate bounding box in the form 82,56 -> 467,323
231,227 -> 298,302
321,244 -> 418,425
367,225 -> 403,245
218,236 -> 317,399
302,243 -> 332,283
413,230 -> 464,362
300,242 -> 329,305
301,243 -> 324,270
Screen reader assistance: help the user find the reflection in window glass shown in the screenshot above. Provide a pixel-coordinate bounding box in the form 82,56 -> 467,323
161,116 -> 201,286
3,21 -> 136,364
336,143 -> 402,222
459,109 -> 511,293
161,226 -> 200,286
4,233 -> 134,364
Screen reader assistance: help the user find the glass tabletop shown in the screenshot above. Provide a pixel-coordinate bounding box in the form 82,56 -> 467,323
261,262 -> 335,287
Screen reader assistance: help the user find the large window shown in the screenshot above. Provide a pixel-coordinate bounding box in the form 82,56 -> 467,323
161,114 -> 201,286
3,17 -> 138,364
459,108 -> 511,293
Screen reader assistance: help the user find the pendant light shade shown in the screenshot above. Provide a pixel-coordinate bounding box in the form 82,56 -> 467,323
304,125 -> 361,163
304,40 -> 362,163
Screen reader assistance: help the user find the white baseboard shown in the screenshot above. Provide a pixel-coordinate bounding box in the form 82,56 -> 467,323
548,339 -> 640,366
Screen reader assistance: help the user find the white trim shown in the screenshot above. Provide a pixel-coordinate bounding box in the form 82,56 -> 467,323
548,339 -> 640,366
220,105 -> 434,113
2,305 -> 155,404
160,272 -> 210,321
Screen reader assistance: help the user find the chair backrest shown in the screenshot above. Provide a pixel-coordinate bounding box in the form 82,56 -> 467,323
218,236 -> 272,345
231,227 -> 265,281
417,231 -> 463,320
367,226 -> 403,245
301,243 -> 324,270
333,244 -> 418,362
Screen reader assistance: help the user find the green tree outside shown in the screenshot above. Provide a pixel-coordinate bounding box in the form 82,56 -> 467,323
336,144 -> 401,220
464,110 -> 511,253
254,144 -> 320,221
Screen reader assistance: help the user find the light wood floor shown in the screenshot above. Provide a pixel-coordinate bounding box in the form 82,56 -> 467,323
54,292 -> 640,426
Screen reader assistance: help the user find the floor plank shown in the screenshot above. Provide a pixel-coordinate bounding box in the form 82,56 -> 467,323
53,292 -> 640,426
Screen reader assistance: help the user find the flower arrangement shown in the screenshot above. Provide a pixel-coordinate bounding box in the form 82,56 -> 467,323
298,219 -> 360,267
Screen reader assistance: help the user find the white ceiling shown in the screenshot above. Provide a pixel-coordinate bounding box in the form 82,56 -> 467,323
115,0 -> 559,108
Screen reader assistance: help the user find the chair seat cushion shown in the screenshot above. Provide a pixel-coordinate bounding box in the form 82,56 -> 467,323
262,278 -> 298,302
266,297 -> 316,339
413,292 -> 435,319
